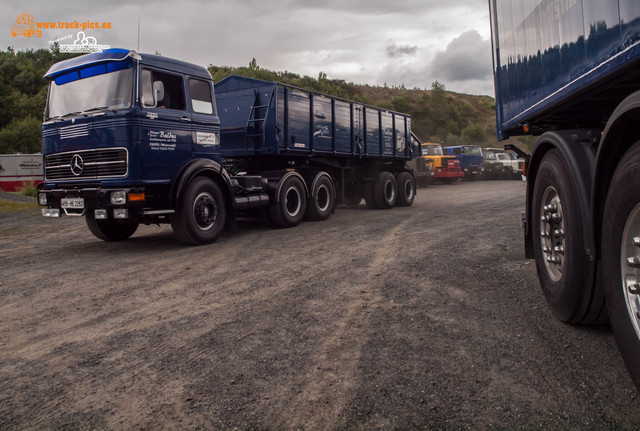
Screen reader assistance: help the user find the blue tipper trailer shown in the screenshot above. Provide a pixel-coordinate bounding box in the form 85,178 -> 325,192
489,0 -> 640,388
214,75 -> 417,159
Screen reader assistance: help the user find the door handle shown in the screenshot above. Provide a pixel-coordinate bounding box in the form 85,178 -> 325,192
181,116 -> 191,122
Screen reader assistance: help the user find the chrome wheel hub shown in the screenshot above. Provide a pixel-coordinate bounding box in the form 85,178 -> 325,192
621,203 -> 640,339
193,192 -> 217,231
539,186 -> 565,282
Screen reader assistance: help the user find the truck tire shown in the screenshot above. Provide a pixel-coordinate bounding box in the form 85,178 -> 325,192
396,172 -> 415,207
85,216 -> 138,241
171,176 -> 226,245
305,173 -> 334,221
602,141 -> 640,389
531,149 -> 602,323
374,171 -> 397,209
268,175 -> 307,227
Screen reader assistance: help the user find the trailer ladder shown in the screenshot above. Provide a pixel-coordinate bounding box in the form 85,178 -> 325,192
246,88 -> 275,153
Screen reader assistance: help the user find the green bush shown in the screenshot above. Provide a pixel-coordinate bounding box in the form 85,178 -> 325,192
19,182 -> 38,198
0,117 -> 42,154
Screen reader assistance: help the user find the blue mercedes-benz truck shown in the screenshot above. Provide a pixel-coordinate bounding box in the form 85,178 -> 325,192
38,49 -> 421,245
489,0 -> 640,387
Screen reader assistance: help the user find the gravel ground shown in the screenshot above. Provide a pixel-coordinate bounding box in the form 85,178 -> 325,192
1,180 -> 639,430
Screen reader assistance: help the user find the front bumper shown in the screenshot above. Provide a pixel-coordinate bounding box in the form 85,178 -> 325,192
463,166 -> 483,175
434,170 -> 464,178
38,186 -> 146,219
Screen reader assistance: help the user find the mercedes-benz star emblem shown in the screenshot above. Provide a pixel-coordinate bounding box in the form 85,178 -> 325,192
70,154 -> 84,176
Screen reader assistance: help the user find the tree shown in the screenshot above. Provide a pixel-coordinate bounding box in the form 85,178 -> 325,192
0,117 -> 42,153
430,80 -> 446,104
461,123 -> 486,144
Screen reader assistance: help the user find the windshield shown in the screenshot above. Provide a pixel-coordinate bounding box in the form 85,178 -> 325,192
422,145 -> 443,155
47,64 -> 133,119
463,146 -> 482,156
482,151 -> 496,160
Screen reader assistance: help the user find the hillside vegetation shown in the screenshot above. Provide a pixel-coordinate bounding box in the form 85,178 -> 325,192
0,48 -> 534,155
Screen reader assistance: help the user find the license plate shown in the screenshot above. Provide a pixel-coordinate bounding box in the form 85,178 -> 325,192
61,198 -> 84,209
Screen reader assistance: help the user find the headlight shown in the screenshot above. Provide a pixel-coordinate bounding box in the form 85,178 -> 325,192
38,192 -> 47,206
42,208 -> 60,217
110,191 -> 127,205
113,208 -> 129,219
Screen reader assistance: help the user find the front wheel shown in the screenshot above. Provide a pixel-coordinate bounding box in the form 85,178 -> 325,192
171,176 -> 226,245
85,216 -> 138,241
603,141 -> 640,389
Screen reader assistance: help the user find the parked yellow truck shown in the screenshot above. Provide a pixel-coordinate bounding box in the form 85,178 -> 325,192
421,143 -> 463,184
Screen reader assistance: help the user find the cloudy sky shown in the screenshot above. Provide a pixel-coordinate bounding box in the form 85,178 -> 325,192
1,0 -> 494,95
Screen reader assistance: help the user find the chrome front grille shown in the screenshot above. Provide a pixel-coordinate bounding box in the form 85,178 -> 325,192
45,148 -> 128,180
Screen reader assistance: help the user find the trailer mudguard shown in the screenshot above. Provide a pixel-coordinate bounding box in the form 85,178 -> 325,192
525,130 -> 597,262
594,90 -> 640,256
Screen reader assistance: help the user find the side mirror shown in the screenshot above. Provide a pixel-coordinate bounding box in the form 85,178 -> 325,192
152,81 -> 164,108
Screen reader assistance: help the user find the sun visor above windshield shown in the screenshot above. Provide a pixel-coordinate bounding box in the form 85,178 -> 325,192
44,48 -> 140,81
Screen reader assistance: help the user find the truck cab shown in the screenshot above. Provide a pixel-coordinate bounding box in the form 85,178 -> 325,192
444,145 -> 483,180
421,143 -> 463,184
482,147 -> 524,179
39,48 -> 230,243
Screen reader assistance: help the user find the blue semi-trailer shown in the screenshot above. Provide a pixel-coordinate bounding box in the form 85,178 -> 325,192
489,0 -> 640,387
37,49 -> 422,245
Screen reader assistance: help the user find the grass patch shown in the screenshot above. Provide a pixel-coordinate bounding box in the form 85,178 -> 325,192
18,182 -> 38,198
0,200 -> 39,212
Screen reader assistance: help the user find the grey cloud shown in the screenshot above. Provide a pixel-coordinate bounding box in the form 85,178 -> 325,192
298,0 -> 485,14
385,40 -> 418,58
1,0 -> 494,95
429,30 -> 492,82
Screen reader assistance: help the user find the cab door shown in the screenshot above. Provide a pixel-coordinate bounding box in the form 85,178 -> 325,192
186,77 -> 221,162
139,68 -> 192,182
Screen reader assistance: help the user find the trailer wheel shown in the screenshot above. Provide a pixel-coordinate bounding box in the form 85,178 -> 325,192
603,141 -> 640,389
305,174 -> 334,221
374,171 -> 397,209
268,175 -> 307,227
85,216 -> 138,241
171,176 -> 226,245
532,149 -> 600,323
396,172 -> 415,207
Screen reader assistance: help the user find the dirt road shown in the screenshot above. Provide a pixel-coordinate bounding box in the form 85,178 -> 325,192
1,180 -> 639,429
